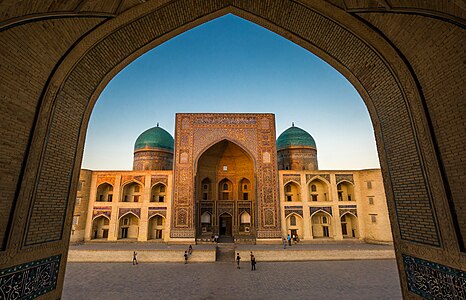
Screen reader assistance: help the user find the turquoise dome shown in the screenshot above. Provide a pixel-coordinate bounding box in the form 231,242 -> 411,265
134,125 -> 174,152
276,125 -> 316,151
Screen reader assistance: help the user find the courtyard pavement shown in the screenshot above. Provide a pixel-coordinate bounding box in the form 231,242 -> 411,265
69,240 -> 394,251
62,260 -> 402,299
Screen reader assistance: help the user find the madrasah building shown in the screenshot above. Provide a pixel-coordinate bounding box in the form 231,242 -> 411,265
71,113 -> 392,244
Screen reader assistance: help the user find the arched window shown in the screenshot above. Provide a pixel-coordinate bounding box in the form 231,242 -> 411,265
240,212 -> 251,224
285,185 -> 291,193
311,184 -> 317,192
322,216 -> 327,224
201,212 -> 211,224
290,215 -> 297,226
223,183 -> 228,190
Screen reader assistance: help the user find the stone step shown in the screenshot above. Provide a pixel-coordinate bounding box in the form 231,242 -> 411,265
216,245 -> 236,262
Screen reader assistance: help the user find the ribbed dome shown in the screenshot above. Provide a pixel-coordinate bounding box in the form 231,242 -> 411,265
134,125 -> 174,152
276,125 -> 316,151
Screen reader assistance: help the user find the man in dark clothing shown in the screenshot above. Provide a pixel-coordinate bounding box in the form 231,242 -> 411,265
251,255 -> 256,271
236,253 -> 241,269
132,251 -> 138,265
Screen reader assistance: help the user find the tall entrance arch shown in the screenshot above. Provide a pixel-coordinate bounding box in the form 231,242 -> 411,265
196,139 -> 256,241
0,1 -> 464,298
172,113 -> 280,241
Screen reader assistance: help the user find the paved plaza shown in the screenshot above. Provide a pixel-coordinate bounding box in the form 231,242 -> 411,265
63,260 -> 402,299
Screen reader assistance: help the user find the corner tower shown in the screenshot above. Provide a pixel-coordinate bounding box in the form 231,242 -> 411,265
133,124 -> 174,170
277,124 -> 318,170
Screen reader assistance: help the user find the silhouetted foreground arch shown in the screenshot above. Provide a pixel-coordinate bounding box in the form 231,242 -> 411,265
0,1 -> 464,298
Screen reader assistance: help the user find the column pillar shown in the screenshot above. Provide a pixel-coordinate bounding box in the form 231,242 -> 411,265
84,173 -> 98,241
138,173 -> 151,241
330,173 -> 343,240
301,173 -> 312,240
108,175 -> 121,241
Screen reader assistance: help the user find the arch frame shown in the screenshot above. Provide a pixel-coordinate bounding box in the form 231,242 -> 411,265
310,209 -> 333,219
194,137 -> 258,172
91,214 -> 111,222
307,175 -> 331,187
1,1 -> 462,298
118,211 -> 140,221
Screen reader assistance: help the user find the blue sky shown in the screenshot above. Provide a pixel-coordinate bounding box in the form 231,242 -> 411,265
82,14 -> 379,170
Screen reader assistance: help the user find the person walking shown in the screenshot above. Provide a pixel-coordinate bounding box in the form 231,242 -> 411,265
188,245 -> 193,255
250,251 -> 254,260
251,255 -> 256,271
287,234 -> 292,246
132,251 -> 138,265
236,253 -> 241,269
184,251 -> 188,264
283,238 -> 287,249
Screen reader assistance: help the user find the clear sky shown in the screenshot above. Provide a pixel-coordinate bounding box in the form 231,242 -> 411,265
82,14 -> 380,171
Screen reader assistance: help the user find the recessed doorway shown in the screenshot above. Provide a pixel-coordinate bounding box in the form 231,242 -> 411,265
219,214 -> 232,237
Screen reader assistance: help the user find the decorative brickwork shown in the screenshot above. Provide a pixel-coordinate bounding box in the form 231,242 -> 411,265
121,175 -> 144,186
118,208 -> 141,219
403,255 -> 466,299
148,207 -> 167,219
306,174 -> 330,184
336,174 -> 354,184
151,175 -> 168,186
92,207 -> 112,219
310,207 -> 333,216
339,205 -> 358,217
285,206 -> 304,218
0,255 -> 60,299
283,174 -> 301,185
171,113 -> 281,239
96,176 -> 115,186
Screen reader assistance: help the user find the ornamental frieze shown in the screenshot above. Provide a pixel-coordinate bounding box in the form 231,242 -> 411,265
148,208 -> 167,218
339,205 -> 358,217
283,174 -> 301,185
118,208 -> 141,219
306,174 -> 330,184
193,116 -> 257,125
285,206 -> 304,218
336,174 -> 354,184
92,206 -> 111,219
121,175 -> 145,185
310,206 -> 333,216
151,175 -> 168,185
97,175 -> 115,186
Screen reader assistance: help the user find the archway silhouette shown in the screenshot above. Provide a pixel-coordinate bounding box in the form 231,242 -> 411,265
0,2 -> 464,299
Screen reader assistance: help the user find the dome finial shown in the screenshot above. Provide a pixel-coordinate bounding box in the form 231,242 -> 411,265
292,122 -> 294,127
157,122 -> 159,127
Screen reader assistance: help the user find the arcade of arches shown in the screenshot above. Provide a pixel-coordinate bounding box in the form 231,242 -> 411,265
0,1 -> 464,299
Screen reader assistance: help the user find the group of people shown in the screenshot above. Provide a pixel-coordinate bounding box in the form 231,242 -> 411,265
282,233 -> 300,249
210,235 -> 219,243
184,245 -> 193,264
236,251 -> 256,271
